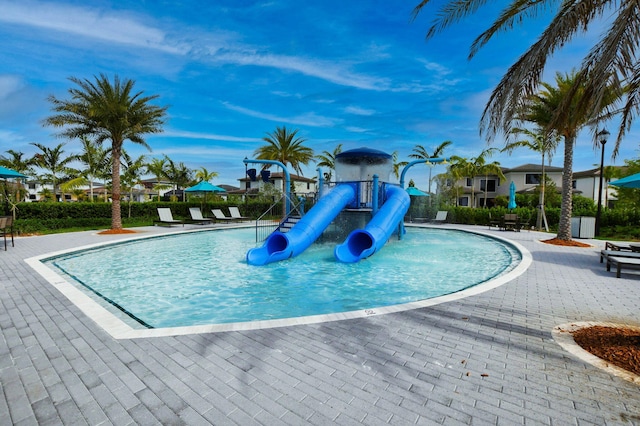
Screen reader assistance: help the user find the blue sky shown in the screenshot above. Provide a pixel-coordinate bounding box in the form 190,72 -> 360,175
0,0 -> 636,190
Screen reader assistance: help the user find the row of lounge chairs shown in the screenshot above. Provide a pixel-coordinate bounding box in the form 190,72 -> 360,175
600,242 -> 640,278
154,207 -> 250,226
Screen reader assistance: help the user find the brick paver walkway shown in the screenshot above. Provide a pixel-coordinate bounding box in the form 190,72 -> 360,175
1,224 -> 639,425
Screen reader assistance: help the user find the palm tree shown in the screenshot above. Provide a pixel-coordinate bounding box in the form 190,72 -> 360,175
194,166 -> 219,183
502,127 -> 561,230
315,143 -> 343,181
45,74 -> 167,230
409,141 -> 452,202
254,126 -> 314,178
121,152 -> 147,216
391,151 -> 409,180
30,142 -> 78,202
163,155 -> 192,201
63,136 -> 111,202
450,148 -> 504,208
0,149 -> 36,204
412,0 -> 633,153
146,157 -> 171,201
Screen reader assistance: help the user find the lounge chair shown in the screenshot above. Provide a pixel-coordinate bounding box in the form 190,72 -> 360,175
228,206 -> 250,221
600,250 -> 640,278
430,210 -> 448,224
154,208 -> 184,226
188,207 -> 213,225
211,209 -> 236,222
0,216 -> 14,250
605,242 -> 640,252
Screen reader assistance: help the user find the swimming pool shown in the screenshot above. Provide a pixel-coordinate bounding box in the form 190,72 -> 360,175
33,226 -> 529,337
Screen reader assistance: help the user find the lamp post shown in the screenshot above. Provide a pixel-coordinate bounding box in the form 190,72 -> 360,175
595,129 -> 609,237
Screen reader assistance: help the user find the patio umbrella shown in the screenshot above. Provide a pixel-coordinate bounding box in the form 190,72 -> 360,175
508,181 -> 517,210
0,166 -> 27,179
185,181 -> 226,193
405,186 -> 429,197
185,181 -> 225,205
608,172 -> 640,188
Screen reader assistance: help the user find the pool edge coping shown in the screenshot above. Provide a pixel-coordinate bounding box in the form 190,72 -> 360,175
25,224 -> 532,339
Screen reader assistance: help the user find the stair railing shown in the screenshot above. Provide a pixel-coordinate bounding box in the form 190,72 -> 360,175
254,194 -> 306,243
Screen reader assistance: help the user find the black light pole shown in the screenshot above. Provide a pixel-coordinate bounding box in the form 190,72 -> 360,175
595,129 -> 609,237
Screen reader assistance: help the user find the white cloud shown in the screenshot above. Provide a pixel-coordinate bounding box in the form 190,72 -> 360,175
162,129 -> 261,143
344,106 -> 376,116
0,75 -> 24,99
222,102 -> 342,127
0,1 -> 189,54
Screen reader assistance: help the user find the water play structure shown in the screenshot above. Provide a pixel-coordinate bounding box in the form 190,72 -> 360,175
246,148 -> 445,266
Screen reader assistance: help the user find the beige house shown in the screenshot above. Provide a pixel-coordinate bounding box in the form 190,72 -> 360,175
572,168 -> 618,208
238,172 -> 317,197
446,163 -> 564,207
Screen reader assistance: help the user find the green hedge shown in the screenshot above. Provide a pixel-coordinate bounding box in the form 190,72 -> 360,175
7,201 -> 274,234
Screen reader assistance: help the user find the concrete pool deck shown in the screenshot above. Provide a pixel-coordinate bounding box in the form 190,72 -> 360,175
1,224 -> 639,425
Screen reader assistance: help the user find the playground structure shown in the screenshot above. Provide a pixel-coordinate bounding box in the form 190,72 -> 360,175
245,148 -> 446,266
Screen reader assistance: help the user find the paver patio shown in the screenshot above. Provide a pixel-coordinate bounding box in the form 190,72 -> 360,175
1,224 -> 639,425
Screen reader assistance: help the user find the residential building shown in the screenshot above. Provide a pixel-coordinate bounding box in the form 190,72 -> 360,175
441,163 -> 566,208
238,171 -> 317,197
572,168 -> 618,208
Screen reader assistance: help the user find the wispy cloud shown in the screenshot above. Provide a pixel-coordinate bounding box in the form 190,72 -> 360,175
162,129 -> 261,143
222,102 -> 342,127
344,106 -> 376,116
0,1 -> 188,54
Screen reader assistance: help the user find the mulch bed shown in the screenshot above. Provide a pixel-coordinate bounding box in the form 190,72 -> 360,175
97,229 -> 138,235
572,326 -> 640,376
541,238 -> 592,247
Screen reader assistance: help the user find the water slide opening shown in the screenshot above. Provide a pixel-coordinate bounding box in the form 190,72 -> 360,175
347,231 -> 374,257
266,233 -> 289,254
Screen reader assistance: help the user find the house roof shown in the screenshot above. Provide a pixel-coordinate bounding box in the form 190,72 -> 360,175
505,163 -> 564,173
239,172 -> 317,183
572,168 -> 600,178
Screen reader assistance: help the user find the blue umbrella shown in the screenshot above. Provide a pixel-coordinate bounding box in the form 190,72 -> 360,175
0,166 -> 27,179
508,181 -> 517,210
406,186 -> 429,197
609,172 -> 640,189
185,181 -> 225,193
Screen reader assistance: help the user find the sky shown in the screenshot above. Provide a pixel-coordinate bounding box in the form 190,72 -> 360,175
0,0 -> 638,190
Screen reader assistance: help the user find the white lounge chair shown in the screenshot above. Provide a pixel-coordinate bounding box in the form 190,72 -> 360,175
430,210 -> 448,224
188,207 -> 213,225
228,206 -> 250,221
154,208 -> 184,226
211,209 -> 236,222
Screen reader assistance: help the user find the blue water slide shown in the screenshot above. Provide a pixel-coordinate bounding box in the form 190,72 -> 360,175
247,184 -> 356,266
334,185 -> 410,263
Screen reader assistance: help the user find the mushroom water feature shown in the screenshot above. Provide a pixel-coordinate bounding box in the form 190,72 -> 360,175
246,148 -> 444,265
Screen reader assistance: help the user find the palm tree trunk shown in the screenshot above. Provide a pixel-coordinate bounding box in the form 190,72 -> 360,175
557,136 -> 574,240
111,144 -> 123,230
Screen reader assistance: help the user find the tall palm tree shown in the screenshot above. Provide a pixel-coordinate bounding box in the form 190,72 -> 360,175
503,127 -> 561,230
315,143 -> 343,181
63,136 -> 111,202
412,0 -> 633,153
0,149 -> 36,204
45,74 -> 167,230
194,166 -> 219,183
254,126 -> 314,177
30,142 -> 78,202
409,141 -> 453,200
391,151 -> 409,180
163,155 -> 192,201
449,148 -> 504,208
121,152 -> 146,216
146,157 -> 171,201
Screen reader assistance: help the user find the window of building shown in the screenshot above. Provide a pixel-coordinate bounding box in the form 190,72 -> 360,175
28,183 -> 36,189
458,197 -> 469,207
480,179 -> 497,192
465,178 -> 472,187
525,173 -> 541,184
572,180 -> 577,189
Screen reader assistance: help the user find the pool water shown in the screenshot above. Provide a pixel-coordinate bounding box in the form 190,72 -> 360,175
45,227 -> 521,329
